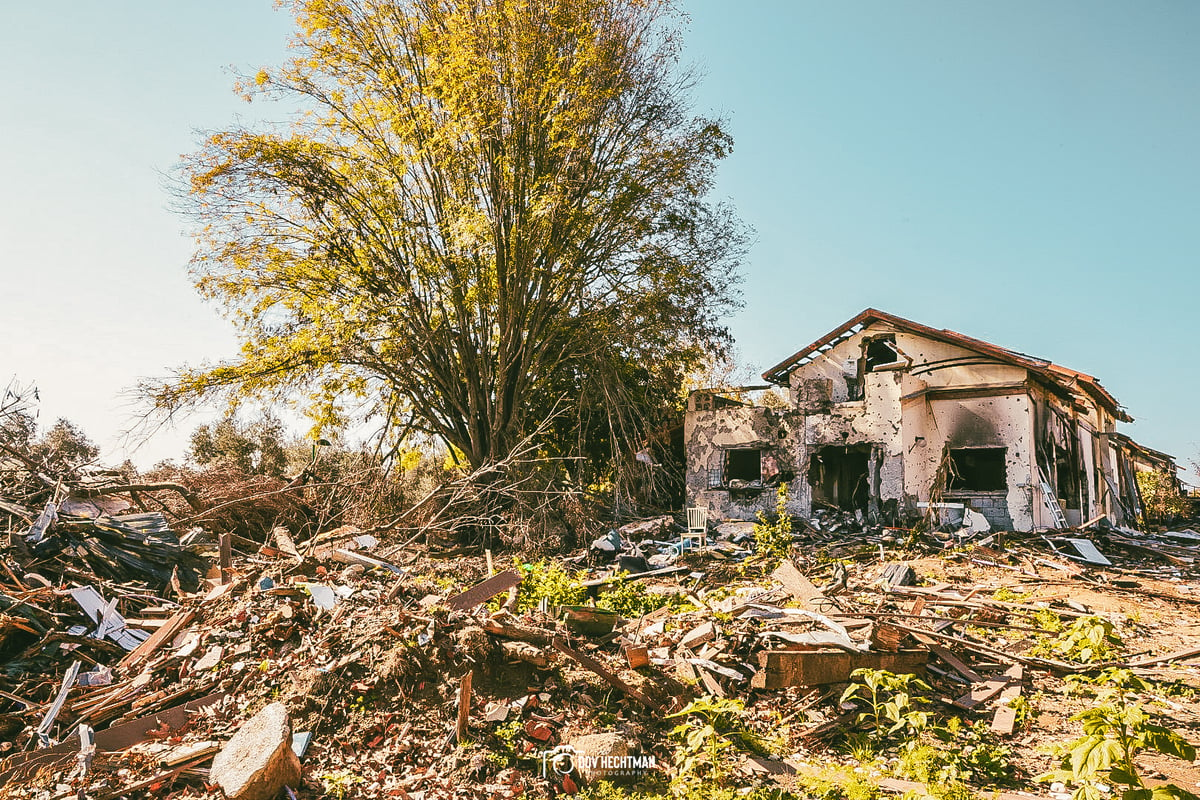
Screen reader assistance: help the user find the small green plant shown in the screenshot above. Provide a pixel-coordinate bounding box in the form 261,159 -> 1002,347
754,483 -> 793,564
496,558 -> 587,612
1006,693 -> 1039,729
792,760 -> 882,800
1041,670 -> 1198,800
319,769 -> 365,800
492,717 -> 524,759
991,587 -> 1033,603
667,696 -> 766,793
840,668 -> 931,747
597,575 -> 695,618
898,717 -> 1013,788
1033,608 -> 1065,634
1031,615 -> 1122,663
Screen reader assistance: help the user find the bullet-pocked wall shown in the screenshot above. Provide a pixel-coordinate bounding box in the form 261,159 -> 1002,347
685,314 -> 1148,531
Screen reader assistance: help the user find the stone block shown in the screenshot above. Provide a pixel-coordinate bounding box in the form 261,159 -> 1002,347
210,702 -> 301,800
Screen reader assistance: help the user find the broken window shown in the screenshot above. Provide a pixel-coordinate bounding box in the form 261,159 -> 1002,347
725,448 -> 762,483
865,335 -> 901,371
948,448 -> 1007,491
809,445 -> 870,510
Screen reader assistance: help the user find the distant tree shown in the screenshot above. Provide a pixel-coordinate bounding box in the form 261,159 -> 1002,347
147,0 -> 744,491
189,413 -> 290,477
1137,469 -> 1189,525
36,418 -> 99,473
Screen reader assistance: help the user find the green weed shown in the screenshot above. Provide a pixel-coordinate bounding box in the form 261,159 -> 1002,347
1040,671 -> 1198,800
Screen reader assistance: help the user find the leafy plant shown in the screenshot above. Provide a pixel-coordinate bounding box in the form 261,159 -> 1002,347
1040,671 -> 1198,800
597,575 -> 694,618
1033,608 -> 1065,634
319,769 -> 365,800
898,717 -> 1013,789
496,558 -> 586,612
991,587 -> 1033,603
754,483 -> 793,564
667,696 -> 766,793
839,668 -> 931,747
1031,615 -> 1122,663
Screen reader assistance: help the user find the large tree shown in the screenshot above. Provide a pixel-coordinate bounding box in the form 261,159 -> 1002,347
151,0 -> 743,478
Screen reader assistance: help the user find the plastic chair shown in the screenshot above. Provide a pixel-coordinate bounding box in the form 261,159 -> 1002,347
683,507 -> 708,550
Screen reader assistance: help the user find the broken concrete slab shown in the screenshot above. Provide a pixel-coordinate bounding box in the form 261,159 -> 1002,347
209,702 -> 301,800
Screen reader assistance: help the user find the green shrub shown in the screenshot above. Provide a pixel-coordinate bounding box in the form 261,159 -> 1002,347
500,558 -> 586,612
754,483 -> 793,565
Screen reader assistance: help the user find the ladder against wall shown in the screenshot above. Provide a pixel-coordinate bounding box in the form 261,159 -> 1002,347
1037,466 -> 1068,529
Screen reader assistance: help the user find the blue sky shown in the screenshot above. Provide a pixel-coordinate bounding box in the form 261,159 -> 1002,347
1,1 -> 1197,477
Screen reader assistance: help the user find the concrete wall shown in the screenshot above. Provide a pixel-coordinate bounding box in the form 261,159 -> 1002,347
683,395 -> 803,520
902,392 -> 1034,531
686,320 -> 1129,532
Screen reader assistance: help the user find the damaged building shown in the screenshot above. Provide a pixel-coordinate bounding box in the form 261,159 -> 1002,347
685,309 -> 1170,531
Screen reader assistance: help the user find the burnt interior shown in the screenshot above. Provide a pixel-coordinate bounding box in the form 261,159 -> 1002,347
725,448 -> 762,482
948,447 -> 1007,491
809,445 -> 870,510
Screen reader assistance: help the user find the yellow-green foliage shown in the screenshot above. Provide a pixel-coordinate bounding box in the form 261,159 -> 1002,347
754,483 -> 793,564
159,0 -> 746,478
1031,616 -> 1122,663
791,761 -> 882,800
597,575 -> 695,618
1137,470 -> 1190,524
897,718 -> 1013,790
502,558 -> 586,612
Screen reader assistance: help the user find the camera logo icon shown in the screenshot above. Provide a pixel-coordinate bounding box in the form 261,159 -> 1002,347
538,745 -> 576,778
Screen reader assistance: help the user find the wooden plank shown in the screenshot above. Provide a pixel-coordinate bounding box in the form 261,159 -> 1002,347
0,693 -> 226,786
331,548 -> 404,575
678,621 -> 716,651
952,679 -> 1007,711
928,644 -> 985,683
771,561 -> 838,612
752,649 -> 928,689
698,667 -> 726,697
219,532 -> 232,584
581,565 -> 687,588
117,610 -> 195,673
551,638 -> 662,710
456,670 -> 473,742
482,617 -> 552,646
991,665 -> 1024,735
447,570 -> 522,611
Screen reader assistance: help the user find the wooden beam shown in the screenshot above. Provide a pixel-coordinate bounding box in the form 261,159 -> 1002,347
456,671 -> 473,742
752,649 -> 928,689
551,638 -> 662,710
447,570 -> 522,611
118,610 -> 195,673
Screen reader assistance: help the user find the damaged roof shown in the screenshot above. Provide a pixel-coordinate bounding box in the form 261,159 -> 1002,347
762,308 -> 1133,422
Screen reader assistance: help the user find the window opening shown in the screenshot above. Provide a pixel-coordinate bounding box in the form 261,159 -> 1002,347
948,448 -> 1007,491
725,448 -> 762,483
809,445 -> 870,510
865,335 -> 901,371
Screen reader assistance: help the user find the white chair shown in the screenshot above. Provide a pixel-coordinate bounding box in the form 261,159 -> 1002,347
683,507 -> 709,550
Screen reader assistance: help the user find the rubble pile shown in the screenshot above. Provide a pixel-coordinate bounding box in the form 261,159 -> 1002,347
3,425 -> 1200,800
